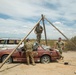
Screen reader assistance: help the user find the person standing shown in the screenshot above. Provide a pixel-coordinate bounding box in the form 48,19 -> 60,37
24,39 -> 35,65
34,23 -> 43,43
55,37 -> 64,59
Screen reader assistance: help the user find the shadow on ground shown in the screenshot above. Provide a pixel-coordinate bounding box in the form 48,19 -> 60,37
0,63 -> 22,72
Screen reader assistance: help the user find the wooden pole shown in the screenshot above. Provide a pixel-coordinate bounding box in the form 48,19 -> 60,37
45,17 -> 76,48
41,14 -> 47,45
0,17 -> 42,69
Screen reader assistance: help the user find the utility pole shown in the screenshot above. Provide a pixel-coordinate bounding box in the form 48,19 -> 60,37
45,17 -> 76,48
41,14 -> 47,45
0,17 -> 42,68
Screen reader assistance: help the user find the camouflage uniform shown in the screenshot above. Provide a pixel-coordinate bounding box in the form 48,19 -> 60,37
24,40 -> 35,65
35,23 -> 43,43
56,41 -> 64,54
55,40 -> 64,59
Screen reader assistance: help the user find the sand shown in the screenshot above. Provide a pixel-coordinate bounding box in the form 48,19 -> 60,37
0,51 -> 76,75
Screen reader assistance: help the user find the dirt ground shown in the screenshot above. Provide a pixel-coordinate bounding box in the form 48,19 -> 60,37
0,51 -> 76,75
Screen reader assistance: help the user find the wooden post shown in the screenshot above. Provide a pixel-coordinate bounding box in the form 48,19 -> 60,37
41,14 -> 47,45
45,17 -> 76,48
0,17 -> 42,69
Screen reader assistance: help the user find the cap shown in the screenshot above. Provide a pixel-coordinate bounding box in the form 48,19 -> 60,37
26,38 -> 30,42
37,23 -> 40,26
59,37 -> 62,39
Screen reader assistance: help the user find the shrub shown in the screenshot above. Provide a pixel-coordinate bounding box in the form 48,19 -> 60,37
65,36 -> 76,51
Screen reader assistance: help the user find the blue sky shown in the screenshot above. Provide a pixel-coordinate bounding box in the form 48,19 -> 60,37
0,0 -> 76,39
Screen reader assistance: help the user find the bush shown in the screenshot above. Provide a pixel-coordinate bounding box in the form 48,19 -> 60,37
65,36 -> 76,51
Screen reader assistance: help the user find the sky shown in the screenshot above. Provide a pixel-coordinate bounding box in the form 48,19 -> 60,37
0,0 -> 76,40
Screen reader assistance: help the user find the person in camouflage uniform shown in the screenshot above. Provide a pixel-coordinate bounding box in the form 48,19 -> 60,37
34,23 -> 43,43
24,39 -> 35,65
55,38 -> 64,59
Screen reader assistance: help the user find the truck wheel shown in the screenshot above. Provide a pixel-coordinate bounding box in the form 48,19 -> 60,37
2,55 -> 12,63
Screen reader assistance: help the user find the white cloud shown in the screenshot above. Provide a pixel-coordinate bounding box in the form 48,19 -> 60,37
0,0 -> 76,39
0,0 -> 76,20
0,18 -> 35,34
0,18 -> 76,39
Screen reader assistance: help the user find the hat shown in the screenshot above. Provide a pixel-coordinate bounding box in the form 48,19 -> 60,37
59,37 -> 62,39
37,23 -> 40,26
26,38 -> 30,42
